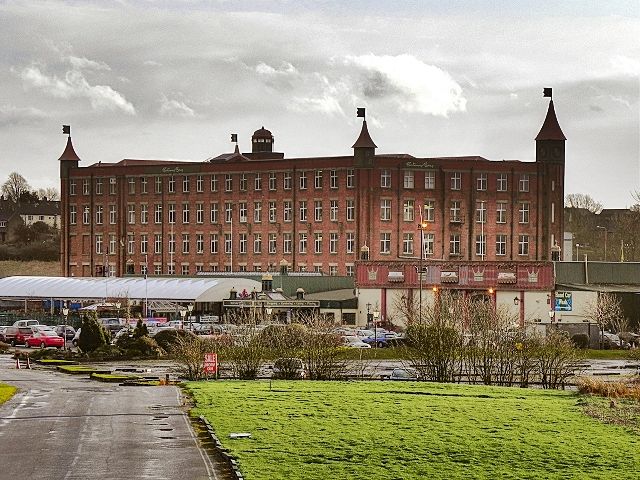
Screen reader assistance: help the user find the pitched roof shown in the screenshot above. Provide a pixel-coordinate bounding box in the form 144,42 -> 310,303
352,120 -> 377,149
535,100 -> 566,141
58,137 -> 81,162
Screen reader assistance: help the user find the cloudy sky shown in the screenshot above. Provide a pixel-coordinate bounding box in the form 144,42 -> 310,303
1,0 -> 638,207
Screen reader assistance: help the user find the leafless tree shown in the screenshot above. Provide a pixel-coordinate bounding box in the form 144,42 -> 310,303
585,292 -> 626,334
565,193 -> 603,213
297,312 -> 346,380
1,172 -> 30,202
36,187 -> 60,201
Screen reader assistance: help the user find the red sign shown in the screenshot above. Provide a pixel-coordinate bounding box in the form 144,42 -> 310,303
204,353 -> 218,375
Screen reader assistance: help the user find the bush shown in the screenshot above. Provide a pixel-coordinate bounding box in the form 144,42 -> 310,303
0,341 -> 9,353
116,335 -> 164,357
78,312 -> 109,353
571,334 -> 590,349
154,329 -> 197,353
26,347 -> 75,361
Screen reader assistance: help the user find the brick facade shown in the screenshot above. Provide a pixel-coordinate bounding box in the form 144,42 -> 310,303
58,100 -> 565,278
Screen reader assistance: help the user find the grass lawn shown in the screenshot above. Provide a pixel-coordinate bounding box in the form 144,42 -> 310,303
0,383 -> 17,405
188,381 -> 640,480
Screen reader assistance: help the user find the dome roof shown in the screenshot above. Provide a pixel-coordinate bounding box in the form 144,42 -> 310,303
253,126 -> 273,138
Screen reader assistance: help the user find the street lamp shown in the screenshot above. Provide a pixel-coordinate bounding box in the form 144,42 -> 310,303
373,310 -> 380,349
575,243 -> 580,261
179,308 -> 187,330
62,305 -> 69,350
266,307 -> 273,323
417,220 -> 429,323
596,226 -> 608,261
187,303 -> 194,331
366,303 -> 372,327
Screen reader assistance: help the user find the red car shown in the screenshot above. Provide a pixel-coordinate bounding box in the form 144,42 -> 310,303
25,331 -> 65,349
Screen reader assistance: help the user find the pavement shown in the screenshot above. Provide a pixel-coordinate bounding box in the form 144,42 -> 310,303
0,355 -> 224,480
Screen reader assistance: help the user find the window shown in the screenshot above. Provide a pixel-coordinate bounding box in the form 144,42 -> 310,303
196,203 -> 204,224
496,202 -> 507,224
269,233 -> 277,254
140,234 -> 148,254
496,234 -> 507,256
83,179 -> 90,195
330,170 -> 338,189
346,233 -> 355,253
475,234 -> 486,258
210,174 -> 218,192
168,233 -> 175,254
155,234 -> 162,254
128,205 -> 135,224
330,200 -> 338,221
196,175 -> 203,192
154,204 -> 162,224
314,200 -> 322,222
195,235 -> 204,254
450,201 -> 461,222
381,169 -> 391,188
284,172 -> 292,190
223,202 -> 233,223
299,171 -> 307,190
109,205 -> 116,225
269,172 -> 277,190
253,202 -> 261,223
96,178 -> 103,195
450,234 -> 461,255
95,234 -> 103,254
346,200 -> 355,221
168,175 -> 175,193
519,174 -> 530,192
424,200 -> 435,222
314,233 -> 323,253
240,174 -> 247,191
210,234 -> 218,254
451,172 -> 461,190
329,265 -> 338,276
299,201 -> 307,222
497,173 -> 507,192
346,265 -> 355,276
299,233 -> 307,253
269,201 -> 277,223
83,206 -> 90,224
224,234 -> 231,254
476,173 -> 487,191
210,203 -> 218,223
403,170 -> 414,189
181,265 -> 189,276
69,179 -> 76,195
381,199 -> 391,221
139,177 -> 147,194
167,263 -> 175,275
69,205 -> 77,225
519,202 -> 529,224
127,234 -> 134,255
476,201 -> 487,223
330,233 -> 338,254
403,200 -> 415,221
346,169 -> 354,188
224,174 -> 232,192
182,234 -> 190,254
95,205 -> 103,225
239,202 -> 247,223
254,233 -> 262,253
254,173 -> 262,191
283,201 -> 292,222
283,233 -> 292,253
425,171 -> 435,189
168,203 -> 176,224
315,170 -> 323,189
182,203 -> 189,224
424,233 -> 434,256
518,234 -> 529,255
403,233 -> 414,255
380,233 -> 391,254
155,176 -> 162,193
140,204 -> 148,224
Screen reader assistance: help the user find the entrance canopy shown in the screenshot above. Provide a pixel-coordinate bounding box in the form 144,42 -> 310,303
0,276 -> 262,303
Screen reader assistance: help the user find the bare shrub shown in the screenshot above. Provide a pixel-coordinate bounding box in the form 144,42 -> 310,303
577,377 -> 640,400
297,312 -> 346,380
535,330 -> 583,389
172,335 -> 210,380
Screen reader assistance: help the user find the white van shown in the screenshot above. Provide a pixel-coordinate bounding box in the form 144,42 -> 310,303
13,319 -> 40,327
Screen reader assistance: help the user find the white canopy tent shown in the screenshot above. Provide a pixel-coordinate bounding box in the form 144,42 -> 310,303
0,276 -> 262,303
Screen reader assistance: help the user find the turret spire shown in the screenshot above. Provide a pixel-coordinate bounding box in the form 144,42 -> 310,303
536,100 -> 566,141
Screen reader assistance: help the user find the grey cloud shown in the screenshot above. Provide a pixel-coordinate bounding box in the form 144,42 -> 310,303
0,105 -> 48,126
362,70 -> 400,98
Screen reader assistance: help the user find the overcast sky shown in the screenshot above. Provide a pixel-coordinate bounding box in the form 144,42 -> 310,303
1,0 -> 638,208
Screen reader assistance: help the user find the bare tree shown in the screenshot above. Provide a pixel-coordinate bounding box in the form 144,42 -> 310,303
36,187 -> 60,201
1,172 -> 30,202
584,292 -> 626,334
565,193 -> 603,214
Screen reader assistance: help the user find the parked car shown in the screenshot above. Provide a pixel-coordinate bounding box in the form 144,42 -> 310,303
13,319 -> 39,327
341,335 -> 371,349
99,318 -> 127,335
31,325 -> 56,334
601,332 -> 630,349
3,326 -> 34,346
618,332 -> 640,348
55,325 -> 76,341
25,330 -> 65,349
362,333 -> 399,348
388,367 -> 419,381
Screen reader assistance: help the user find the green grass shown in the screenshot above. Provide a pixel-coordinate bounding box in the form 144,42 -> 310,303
57,365 -> 109,375
0,383 -> 17,405
35,359 -> 78,365
583,349 -> 633,360
90,373 -> 140,383
188,381 -> 640,480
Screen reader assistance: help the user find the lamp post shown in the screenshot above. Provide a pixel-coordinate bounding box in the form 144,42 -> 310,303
187,303 -> 194,331
417,220 -> 428,323
575,243 -> 580,262
596,226 -> 608,261
62,305 -> 69,350
373,310 -> 380,349
179,308 -> 187,330
266,307 -> 273,323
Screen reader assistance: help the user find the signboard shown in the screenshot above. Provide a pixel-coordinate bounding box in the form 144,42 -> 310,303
555,292 -> 572,312
204,353 -> 218,375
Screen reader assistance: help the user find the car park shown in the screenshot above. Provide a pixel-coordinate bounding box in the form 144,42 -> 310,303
55,325 -> 76,340
601,332 -> 631,349
341,335 -> 371,348
25,330 -> 65,349
13,319 -> 39,327
4,326 -> 36,346
99,318 -> 127,335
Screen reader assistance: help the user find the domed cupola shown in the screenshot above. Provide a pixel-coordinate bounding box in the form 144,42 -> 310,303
252,126 -> 274,153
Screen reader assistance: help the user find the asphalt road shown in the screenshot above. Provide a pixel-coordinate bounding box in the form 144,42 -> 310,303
0,357 -> 220,480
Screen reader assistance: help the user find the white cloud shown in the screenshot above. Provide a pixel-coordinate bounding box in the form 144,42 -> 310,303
0,105 -> 48,126
611,55 -> 640,77
255,61 -> 298,77
144,60 -> 162,67
346,54 -> 467,117
159,96 -> 196,117
67,55 -> 111,71
290,94 -> 344,116
20,66 -> 136,115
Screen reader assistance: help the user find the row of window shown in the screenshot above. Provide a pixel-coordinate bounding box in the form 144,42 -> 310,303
392,200 -> 532,224
68,170 -> 534,196
125,263 -> 352,277
93,231 -> 530,258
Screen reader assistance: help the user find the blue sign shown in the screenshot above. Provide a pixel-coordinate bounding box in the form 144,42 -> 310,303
555,292 -> 572,311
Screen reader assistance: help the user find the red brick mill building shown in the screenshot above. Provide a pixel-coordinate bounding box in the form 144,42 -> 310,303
58,96 -> 565,291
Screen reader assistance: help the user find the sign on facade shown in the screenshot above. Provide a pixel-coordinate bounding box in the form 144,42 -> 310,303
555,292 -> 572,311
